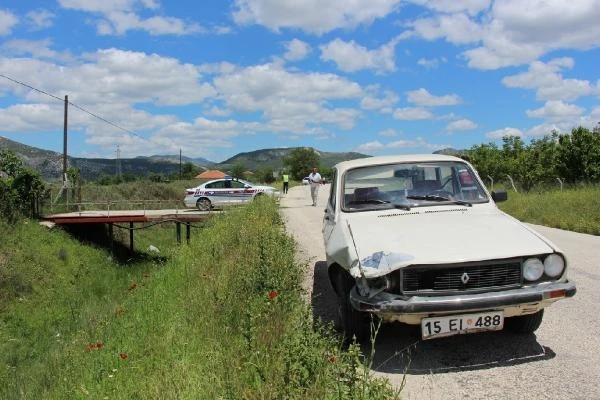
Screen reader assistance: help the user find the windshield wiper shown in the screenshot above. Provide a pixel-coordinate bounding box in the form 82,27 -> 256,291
405,195 -> 472,207
406,194 -> 449,201
348,199 -> 390,205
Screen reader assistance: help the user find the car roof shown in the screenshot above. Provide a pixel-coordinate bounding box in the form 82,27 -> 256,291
202,177 -> 252,185
333,154 -> 465,174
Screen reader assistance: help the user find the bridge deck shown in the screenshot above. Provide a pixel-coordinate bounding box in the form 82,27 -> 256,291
42,209 -> 217,252
43,209 -> 214,224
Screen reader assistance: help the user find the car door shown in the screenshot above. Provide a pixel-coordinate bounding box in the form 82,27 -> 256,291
204,180 -> 229,207
229,180 -> 252,204
323,169 -> 338,242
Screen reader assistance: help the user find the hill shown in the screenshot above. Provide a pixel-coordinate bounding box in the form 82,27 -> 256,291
1,137 -> 369,181
0,136 -> 215,182
217,147 -> 370,172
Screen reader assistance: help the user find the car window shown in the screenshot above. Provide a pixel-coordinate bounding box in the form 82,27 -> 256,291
342,161 -> 489,211
231,180 -> 246,189
205,181 -> 225,189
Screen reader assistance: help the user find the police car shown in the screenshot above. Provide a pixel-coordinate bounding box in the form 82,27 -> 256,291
183,178 -> 280,211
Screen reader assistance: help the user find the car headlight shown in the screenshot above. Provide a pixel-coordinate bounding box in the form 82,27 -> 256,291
523,258 -> 544,281
544,254 -> 565,278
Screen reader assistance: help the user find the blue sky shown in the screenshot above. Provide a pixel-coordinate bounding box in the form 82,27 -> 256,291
0,0 -> 598,163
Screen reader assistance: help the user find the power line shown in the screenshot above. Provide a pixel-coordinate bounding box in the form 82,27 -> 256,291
0,73 -> 145,139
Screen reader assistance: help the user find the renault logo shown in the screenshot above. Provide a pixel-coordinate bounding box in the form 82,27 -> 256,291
461,272 -> 470,284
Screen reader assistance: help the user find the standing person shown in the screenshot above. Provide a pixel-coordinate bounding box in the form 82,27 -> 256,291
308,167 -> 322,206
282,173 -> 289,194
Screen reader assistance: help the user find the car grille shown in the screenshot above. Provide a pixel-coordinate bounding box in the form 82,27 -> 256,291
401,261 -> 522,294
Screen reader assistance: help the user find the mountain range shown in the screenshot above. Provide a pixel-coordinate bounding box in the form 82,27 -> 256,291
0,136 -> 373,181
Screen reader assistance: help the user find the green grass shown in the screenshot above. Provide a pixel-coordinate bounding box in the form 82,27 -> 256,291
498,185 -> 600,235
0,199 -> 398,399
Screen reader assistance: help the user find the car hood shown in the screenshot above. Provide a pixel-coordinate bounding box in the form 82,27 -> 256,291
330,206 -> 558,279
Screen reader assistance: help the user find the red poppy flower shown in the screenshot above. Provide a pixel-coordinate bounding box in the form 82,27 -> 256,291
268,290 -> 278,299
328,356 -> 336,363
96,342 -> 103,349
119,353 -> 128,359
86,343 -> 94,352
129,282 -> 137,291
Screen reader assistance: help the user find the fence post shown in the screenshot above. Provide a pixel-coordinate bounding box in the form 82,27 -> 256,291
556,177 -> 563,191
507,175 -> 518,192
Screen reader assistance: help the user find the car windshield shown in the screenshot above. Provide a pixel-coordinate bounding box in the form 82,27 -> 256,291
342,161 -> 489,211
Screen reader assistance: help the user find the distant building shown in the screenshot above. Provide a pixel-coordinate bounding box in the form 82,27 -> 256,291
195,169 -> 227,179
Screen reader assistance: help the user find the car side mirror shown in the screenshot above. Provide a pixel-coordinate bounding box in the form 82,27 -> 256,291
491,190 -> 508,203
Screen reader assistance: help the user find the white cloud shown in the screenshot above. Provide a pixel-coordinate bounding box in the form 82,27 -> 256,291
407,88 -> 461,106
408,0 -> 491,16
1,39 -> 73,62
0,9 -> 18,35
379,128 -> 398,137
502,58 -> 596,101
58,0 -> 202,35
320,38 -> 397,73
213,63 -> 363,132
283,39 -> 310,61
464,0 -> 600,69
58,0 -> 157,14
403,13 -> 483,45
486,127 -> 524,139
393,107 -> 433,120
417,57 -> 446,69
360,89 -> 399,112
357,140 -> 384,152
26,9 -> 55,30
526,100 -> 585,121
446,118 -> 477,131
358,136 -> 451,153
232,0 -> 401,34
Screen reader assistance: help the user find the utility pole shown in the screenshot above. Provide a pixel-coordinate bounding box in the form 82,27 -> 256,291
62,95 -> 68,184
116,145 -> 122,179
179,148 -> 182,179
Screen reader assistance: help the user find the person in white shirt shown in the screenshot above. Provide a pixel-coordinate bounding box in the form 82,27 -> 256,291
308,167 -> 322,206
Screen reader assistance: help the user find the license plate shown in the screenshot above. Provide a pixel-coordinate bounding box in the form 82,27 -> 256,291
421,311 -> 504,340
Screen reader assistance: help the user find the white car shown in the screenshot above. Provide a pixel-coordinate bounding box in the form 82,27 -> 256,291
322,154 -> 576,342
302,177 -> 310,185
184,178 -> 280,211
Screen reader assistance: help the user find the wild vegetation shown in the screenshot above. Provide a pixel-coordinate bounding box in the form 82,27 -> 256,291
497,186 -> 600,235
465,126 -> 600,191
0,199 -> 398,399
1,126 -> 599,398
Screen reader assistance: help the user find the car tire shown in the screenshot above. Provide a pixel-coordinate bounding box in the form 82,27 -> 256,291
506,309 -> 544,334
334,272 -> 371,344
196,198 -> 211,211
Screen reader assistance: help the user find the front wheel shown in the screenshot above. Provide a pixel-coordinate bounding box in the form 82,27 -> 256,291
334,273 -> 371,343
196,198 -> 211,211
505,310 -> 544,333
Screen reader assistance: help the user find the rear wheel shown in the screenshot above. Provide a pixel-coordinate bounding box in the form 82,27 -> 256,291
334,272 -> 371,343
506,310 -> 544,333
196,198 -> 211,211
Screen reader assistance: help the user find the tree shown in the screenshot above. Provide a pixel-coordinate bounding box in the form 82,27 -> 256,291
556,127 -> 600,183
230,163 -> 245,179
255,167 -> 275,184
0,149 -> 46,220
283,148 -> 320,180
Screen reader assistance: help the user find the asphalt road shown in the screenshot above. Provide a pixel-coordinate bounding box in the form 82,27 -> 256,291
280,184 -> 599,400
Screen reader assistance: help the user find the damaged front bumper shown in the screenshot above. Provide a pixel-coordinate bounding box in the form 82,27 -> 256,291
349,280 -> 577,324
